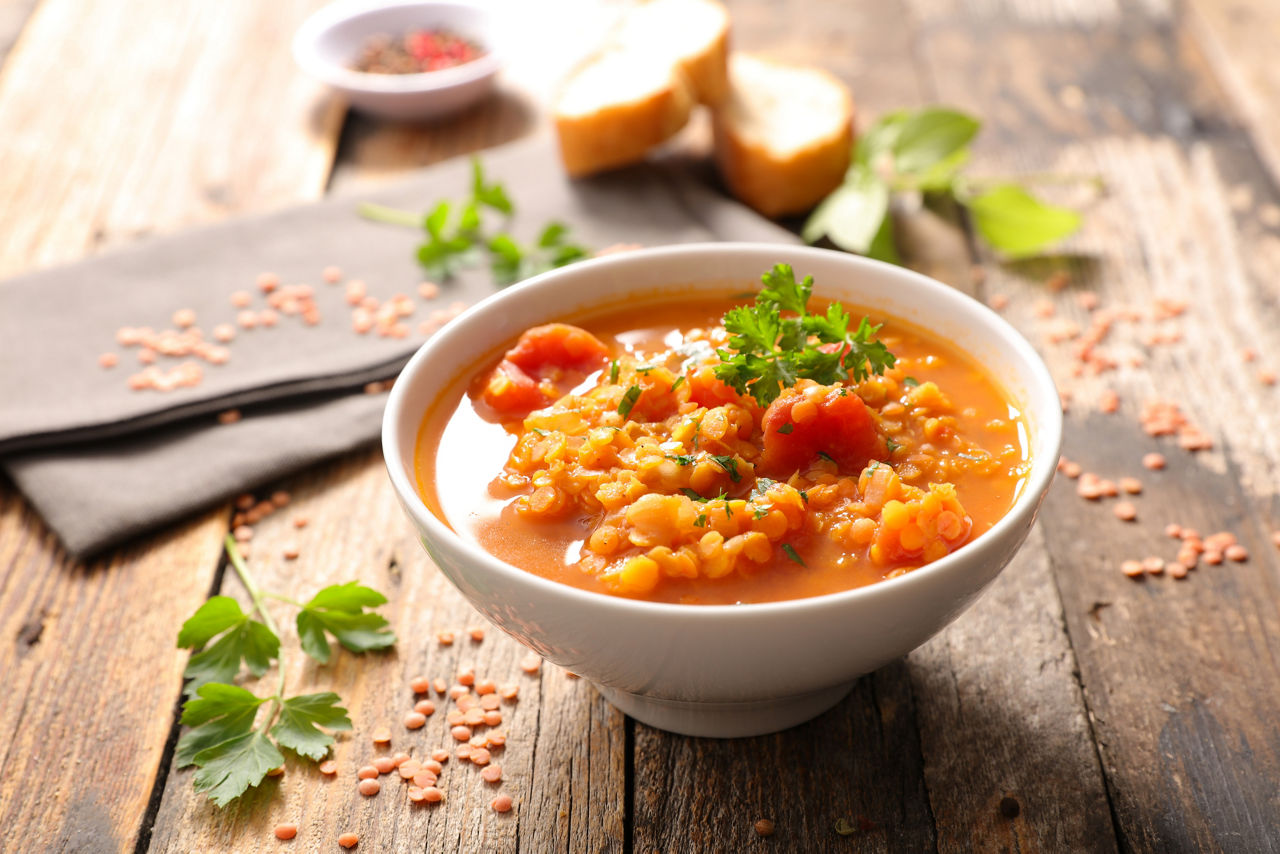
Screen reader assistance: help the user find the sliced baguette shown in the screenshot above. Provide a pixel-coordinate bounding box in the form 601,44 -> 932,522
554,50 -> 695,178
616,0 -> 731,106
553,0 -> 729,177
712,54 -> 854,218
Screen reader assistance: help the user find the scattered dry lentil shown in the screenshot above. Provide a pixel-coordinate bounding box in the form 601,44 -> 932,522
357,765 -> 378,780
1113,502 -> 1137,522
373,756 -> 395,774
1143,453 -> 1165,470
319,760 -> 338,775
754,819 -> 776,837
404,711 -> 427,730
357,778 -> 381,796
338,832 -> 359,849
274,823 -> 298,840
491,793 -> 514,813
372,727 -> 392,745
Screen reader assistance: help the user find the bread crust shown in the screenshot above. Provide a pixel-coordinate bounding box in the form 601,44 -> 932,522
711,61 -> 854,218
555,69 -> 695,178
678,20 -> 730,106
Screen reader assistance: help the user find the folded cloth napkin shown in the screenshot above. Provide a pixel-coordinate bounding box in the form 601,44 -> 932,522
0,134 -> 799,558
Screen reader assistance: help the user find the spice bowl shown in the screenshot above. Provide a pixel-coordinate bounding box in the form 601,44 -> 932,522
383,243 -> 1062,738
293,0 -> 501,121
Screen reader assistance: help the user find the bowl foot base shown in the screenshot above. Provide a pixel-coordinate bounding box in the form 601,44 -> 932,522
594,682 -> 853,738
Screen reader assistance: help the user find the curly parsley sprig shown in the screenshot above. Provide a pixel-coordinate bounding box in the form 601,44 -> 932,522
174,537 -> 396,807
713,265 -> 896,406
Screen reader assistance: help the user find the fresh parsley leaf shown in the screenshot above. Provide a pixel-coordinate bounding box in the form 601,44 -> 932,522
753,507 -> 769,520
618,385 -> 642,418
296,582 -> 396,665
781,544 -> 806,566
714,265 -> 895,404
710,454 -> 741,482
665,454 -> 696,466
752,478 -> 777,497
178,597 -> 280,697
799,489 -> 809,503
608,360 -> 620,383
176,683 -> 268,768
471,157 -> 514,215
270,692 -> 353,761
965,183 -> 1082,258
192,731 -> 284,808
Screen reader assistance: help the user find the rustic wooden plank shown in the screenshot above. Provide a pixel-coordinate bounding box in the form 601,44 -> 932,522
147,449 -> 627,853
1187,0 -> 1280,190
634,664 -> 935,852
0,1 -> 346,849
907,528 -> 1118,853
913,1 -> 1280,848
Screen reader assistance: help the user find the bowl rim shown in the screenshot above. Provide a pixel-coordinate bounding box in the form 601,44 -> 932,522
383,242 -> 1062,620
293,0 -> 502,94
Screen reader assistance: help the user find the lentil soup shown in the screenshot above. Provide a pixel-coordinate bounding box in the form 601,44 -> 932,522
416,292 -> 1030,605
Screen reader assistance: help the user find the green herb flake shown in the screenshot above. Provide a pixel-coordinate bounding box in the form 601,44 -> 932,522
753,507 -> 769,520
903,376 -> 919,387
799,490 -> 809,503
529,427 -> 549,436
618,385 -> 642,418
777,423 -> 794,434
609,359 -> 620,384
682,488 -> 707,502
752,477 -> 777,497
886,438 -> 900,454
694,514 -> 708,528
710,454 -> 742,482
670,375 -> 686,392
816,451 -> 836,464
665,454 -> 696,466
781,544 -> 806,566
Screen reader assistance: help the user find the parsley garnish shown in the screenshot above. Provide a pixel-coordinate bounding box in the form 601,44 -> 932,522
609,359 -> 620,383
670,375 -> 686,392
694,514 -> 708,528
886,438 -> 900,454
903,376 -> 919,387
618,385 -> 642,417
753,507 -> 769,520
665,454 -> 696,466
777,423 -> 794,434
710,454 -> 742,482
799,490 -> 809,503
359,158 -> 589,286
714,265 -> 896,405
782,544 -> 806,566
174,537 -> 394,807
682,488 -> 707,502
723,499 -> 734,518
752,478 -> 777,497
529,427 -> 549,436
816,451 -> 836,464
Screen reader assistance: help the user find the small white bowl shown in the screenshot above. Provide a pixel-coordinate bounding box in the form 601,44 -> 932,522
383,244 -> 1062,737
293,1 -> 501,122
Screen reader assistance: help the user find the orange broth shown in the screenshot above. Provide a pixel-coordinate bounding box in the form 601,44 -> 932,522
416,294 -> 1030,605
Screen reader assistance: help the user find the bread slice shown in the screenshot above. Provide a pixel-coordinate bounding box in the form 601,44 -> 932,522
712,54 -> 854,218
616,0 -> 731,106
554,50 -> 695,178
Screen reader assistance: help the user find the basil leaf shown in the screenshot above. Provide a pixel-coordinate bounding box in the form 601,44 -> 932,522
802,166 -> 889,254
892,108 -> 981,175
966,183 -> 1081,258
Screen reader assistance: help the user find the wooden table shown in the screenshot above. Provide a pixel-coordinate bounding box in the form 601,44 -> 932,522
4,1 -> 1280,851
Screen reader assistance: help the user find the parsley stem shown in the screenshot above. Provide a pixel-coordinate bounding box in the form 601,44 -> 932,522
261,591 -> 304,608
356,202 -> 423,229
224,536 -> 287,729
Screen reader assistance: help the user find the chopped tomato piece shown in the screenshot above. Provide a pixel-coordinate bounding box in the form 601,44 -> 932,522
475,324 -> 609,419
687,366 -> 756,412
758,385 -> 886,477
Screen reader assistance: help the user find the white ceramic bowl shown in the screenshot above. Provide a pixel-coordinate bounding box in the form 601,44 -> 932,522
293,1 -> 501,121
383,243 -> 1061,737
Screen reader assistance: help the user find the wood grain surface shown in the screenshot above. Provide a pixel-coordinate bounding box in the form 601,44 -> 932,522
0,0 -> 344,850
5,0 -> 1280,851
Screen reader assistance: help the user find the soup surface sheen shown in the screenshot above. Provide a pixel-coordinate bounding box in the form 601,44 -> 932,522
417,293 -> 1029,605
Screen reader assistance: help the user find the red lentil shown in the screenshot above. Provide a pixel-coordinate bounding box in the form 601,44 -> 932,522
323,266 -> 343,283
481,764 -> 503,782
469,627 -> 486,642
1142,556 -> 1165,575
491,793 -> 514,813
1204,550 -> 1224,565
418,281 -> 439,299
458,667 -> 476,687
1168,562 -> 1189,579
451,725 -> 473,741
1113,502 -> 1137,521
409,675 -> 431,694
1225,544 -> 1249,562
438,630 -> 455,646
470,747 -> 491,766
1259,369 -> 1277,386
282,544 -> 300,560
398,759 -> 421,779
1272,530 -> 1280,549
373,756 -> 395,774
464,708 -> 485,726
476,679 -> 496,695
357,765 -> 379,780
431,749 -> 450,763
230,290 -> 252,308
1119,477 -> 1142,494
408,786 -> 427,803
274,823 -> 298,840
480,694 -> 501,710
433,677 -> 448,695
500,684 -> 519,700
404,711 -> 427,730
338,832 -> 359,848
754,819 -> 776,837
486,732 -> 506,747
319,760 -> 338,775
449,685 -> 469,700
414,699 -> 436,715
358,778 -> 381,796
1120,559 -> 1144,577
424,786 -> 445,803
99,352 -> 119,368
372,727 -> 392,745
293,515 -> 308,529
391,752 -> 410,767
483,710 -> 503,727
217,409 -> 242,425
424,759 -> 444,774
520,653 -> 542,674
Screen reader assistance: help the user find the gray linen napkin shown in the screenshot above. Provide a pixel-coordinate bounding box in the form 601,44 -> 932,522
0,134 -> 799,557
